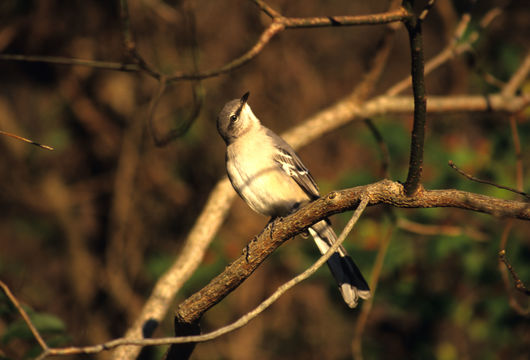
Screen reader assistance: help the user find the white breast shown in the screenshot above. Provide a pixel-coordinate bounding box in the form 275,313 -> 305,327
226,131 -> 308,217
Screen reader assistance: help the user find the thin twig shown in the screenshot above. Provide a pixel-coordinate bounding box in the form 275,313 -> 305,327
168,21 -> 284,81
0,281 -> 49,351
499,250 -> 530,296
251,0 -> 282,19
448,160 -> 529,199
497,221 -> 527,315
0,130 -> 54,150
281,9 -> 409,28
498,222 -> 529,316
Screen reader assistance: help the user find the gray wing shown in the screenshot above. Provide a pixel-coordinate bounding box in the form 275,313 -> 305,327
265,128 -> 320,200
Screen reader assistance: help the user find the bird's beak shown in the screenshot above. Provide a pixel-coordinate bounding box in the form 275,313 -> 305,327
240,91 -> 250,104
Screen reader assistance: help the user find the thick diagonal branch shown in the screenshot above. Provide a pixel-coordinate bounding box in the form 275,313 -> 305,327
175,180 -> 530,325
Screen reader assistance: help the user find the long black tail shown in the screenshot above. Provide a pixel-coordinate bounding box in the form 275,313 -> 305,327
308,219 -> 371,308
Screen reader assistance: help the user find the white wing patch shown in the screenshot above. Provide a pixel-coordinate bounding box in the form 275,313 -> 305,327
277,153 -> 309,178
274,147 -> 319,198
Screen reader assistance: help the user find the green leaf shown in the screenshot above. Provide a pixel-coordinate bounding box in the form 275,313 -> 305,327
2,313 -> 66,344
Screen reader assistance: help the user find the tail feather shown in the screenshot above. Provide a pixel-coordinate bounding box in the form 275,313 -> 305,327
309,220 -> 371,308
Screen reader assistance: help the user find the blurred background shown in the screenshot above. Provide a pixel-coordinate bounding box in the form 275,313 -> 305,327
0,0 -> 529,359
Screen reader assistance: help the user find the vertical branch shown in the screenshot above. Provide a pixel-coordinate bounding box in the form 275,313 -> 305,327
403,2 -> 428,196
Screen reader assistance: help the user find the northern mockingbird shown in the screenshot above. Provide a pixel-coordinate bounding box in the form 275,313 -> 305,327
217,92 -> 371,308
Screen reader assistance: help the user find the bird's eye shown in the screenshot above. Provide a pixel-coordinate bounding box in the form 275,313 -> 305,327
230,114 -> 237,122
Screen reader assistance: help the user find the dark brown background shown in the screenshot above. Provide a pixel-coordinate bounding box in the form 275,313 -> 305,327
1,1 -> 529,359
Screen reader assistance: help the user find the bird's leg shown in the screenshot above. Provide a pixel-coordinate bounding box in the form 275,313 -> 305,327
266,216 -> 278,240
289,202 -> 310,238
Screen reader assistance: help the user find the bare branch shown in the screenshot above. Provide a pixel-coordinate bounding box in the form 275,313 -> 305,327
280,9 -> 409,28
498,222 -> 530,317
0,130 -> 54,150
168,21 -> 285,81
174,180 -> 530,326
499,250 -> 530,297
250,0 -> 282,19
448,160 -> 529,199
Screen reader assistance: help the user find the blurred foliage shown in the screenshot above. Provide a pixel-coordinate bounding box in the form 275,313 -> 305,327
0,0 -> 529,360
0,294 -> 70,359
